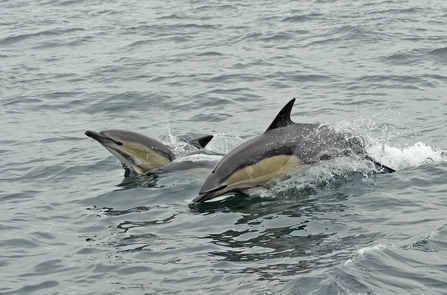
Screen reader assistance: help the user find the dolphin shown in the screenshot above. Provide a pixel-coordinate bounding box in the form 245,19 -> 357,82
192,98 -> 395,203
85,129 -> 213,175
145,150 -> 224,175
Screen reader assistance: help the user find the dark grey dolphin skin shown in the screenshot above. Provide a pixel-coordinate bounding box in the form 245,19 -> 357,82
192,98 -> 395,203
85,129 -> 213,175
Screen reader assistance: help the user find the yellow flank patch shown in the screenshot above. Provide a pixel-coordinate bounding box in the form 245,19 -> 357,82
225,155 -> 301,189
122,142 -> 171,170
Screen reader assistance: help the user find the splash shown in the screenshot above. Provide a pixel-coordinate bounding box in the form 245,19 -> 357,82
170,152 -> 223,164
200,132 -> 245,154
158,132 -> 244,158
366,142 -> 446,171
158,111 -> 177,145
334,118 -> 445,171
267,139 -> 445,197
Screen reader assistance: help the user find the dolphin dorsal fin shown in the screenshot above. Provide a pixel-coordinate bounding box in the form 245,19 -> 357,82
189,135 -> 214,149
265,98 -> 296,132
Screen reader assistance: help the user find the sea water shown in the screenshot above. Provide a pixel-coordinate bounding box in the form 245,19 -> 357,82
1,0 -> 447,294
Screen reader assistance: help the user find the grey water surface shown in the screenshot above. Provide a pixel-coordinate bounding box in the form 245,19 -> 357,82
1,0 -> 447,294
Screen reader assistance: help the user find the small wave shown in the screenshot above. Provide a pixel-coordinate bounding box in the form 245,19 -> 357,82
403,228 -> 447,253
428,47 -> 447,64
198,51 -> 224,56
282,13 -> 322,23
59,0 -> 85,5
382,49 -> 425,66
344,244 -> 388,266
0,28 -> 84,46
157,13 -> 185,20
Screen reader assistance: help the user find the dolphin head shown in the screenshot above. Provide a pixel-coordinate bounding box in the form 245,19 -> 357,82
193,134 -> 269,203
192,134 -> 302,203
86,130 -> 215,175
85,130 -> 175,173
192,162 -> 231,203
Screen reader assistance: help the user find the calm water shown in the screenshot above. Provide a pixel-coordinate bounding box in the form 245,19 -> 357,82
1,0 -> 447,294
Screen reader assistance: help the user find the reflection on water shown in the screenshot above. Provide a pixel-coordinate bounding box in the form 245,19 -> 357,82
100,206 -> 153,216
116,214 -> 176,233
116,173 -> 160,190
80,161 -> 444,291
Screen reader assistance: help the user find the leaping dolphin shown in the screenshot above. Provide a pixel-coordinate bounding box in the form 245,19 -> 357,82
192,99 -> 395,203
85,129 -> 213,175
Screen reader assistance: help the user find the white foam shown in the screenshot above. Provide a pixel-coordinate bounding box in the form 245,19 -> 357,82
366,142 -> 446,171
171,153 -> 222,163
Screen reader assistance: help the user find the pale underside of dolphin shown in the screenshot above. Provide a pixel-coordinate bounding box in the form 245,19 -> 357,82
85,129 -> 213,175
193,98 -> 395,203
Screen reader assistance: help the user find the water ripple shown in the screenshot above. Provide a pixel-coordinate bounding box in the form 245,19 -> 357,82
1,0 -> 447,294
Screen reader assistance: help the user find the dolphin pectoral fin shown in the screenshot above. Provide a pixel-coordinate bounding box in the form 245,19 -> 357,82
375,162 -> 396,173
145,168 -> 159,176
131,164 -> 147,175
365,155 -> 395,173
145,166 -> 167,176
189,135 -> 214,149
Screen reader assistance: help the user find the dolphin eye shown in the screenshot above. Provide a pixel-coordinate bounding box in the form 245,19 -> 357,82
116,141 -> 123,146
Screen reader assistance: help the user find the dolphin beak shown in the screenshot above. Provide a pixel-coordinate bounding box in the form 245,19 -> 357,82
85,130 -> 122,146
192,184 -> 227,203
192,193 -> 212,203
85,130 -> 102,140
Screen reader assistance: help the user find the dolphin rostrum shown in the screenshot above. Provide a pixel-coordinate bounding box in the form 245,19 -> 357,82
192,98 -> 395,203
85,129 -> 213,175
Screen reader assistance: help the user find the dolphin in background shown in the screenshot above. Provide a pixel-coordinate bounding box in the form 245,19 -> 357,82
193,98 -> 395,203
85,129 -> 213,175
145,150 -> 225,175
